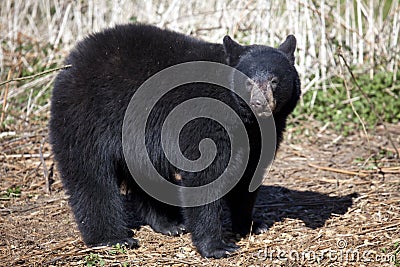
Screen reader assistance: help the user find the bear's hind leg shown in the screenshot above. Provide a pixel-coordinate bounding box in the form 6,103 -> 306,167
181,172 -> 239,258
144,200 -> 186,236
64,164 -> 138,248
227,187 -> 268,236
124,190 -> 185,236
183,201 -> 239,258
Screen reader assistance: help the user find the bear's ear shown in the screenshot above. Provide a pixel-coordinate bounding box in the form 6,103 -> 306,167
278,35 -> 296,65
223,35 -> 244,66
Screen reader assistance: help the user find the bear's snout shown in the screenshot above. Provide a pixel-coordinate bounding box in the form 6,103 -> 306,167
249,80 -> 276,117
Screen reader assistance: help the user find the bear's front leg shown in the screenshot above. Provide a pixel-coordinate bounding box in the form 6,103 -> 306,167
227,187 -> 258,237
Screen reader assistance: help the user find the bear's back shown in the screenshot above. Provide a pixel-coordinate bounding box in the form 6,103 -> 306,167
51,25 -> 226,120
62,24 -> 225,91
49,24 -> 227,154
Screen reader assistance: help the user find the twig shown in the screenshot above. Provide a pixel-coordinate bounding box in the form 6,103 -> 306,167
0,153 -> 51,159
337,48 -> 371,151
158,257 -> 203,265
360,168 -> 400,174
308,163 -> 368,177
357,222 -> 400,235
40,137 -> 50,194
0,70 -> 13,125
0,65 -> 72,87
337,49 -> 399,158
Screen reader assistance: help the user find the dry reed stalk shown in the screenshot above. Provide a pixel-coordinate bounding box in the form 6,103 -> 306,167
0,70 -> 12,125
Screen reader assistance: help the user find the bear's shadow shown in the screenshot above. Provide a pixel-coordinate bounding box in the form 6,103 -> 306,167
130,185 -> 357,234
250,185 -> 358,229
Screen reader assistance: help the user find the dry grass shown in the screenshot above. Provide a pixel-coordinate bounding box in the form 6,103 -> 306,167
1,0 -> 399,86
1,118 -> 399,266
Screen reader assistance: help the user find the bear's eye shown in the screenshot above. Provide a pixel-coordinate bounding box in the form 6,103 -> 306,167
245,79 -> 254,91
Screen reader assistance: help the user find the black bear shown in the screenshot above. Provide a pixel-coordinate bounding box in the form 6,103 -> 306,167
49,23 -> 300,258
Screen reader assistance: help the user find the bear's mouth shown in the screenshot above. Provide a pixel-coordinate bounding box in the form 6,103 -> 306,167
253,107 -> 273,117
250,100 -> 275,117
255,110 -> 273,117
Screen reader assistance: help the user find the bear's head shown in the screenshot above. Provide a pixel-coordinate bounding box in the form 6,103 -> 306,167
223,35 -> 300,118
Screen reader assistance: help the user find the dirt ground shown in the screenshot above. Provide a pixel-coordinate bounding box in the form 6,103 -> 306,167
1,119 -> 399,267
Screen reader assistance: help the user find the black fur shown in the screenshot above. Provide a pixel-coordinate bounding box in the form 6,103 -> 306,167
49,24 -> 300,258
